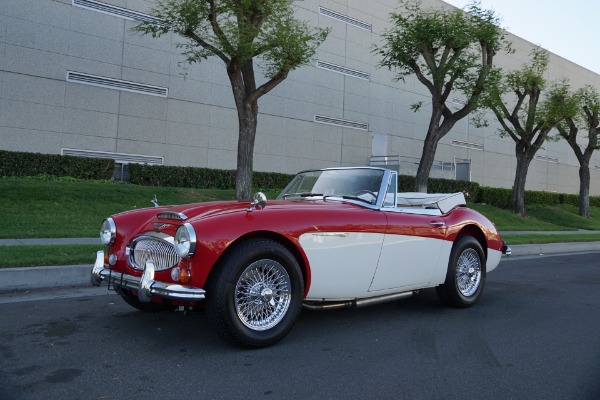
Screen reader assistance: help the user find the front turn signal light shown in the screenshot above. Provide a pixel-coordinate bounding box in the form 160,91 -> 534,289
180,269 -> 191,285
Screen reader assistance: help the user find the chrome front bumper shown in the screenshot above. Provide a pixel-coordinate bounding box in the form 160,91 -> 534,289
91,251 -> 206,302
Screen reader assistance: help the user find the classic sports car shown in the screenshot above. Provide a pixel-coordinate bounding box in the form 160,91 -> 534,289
92,167 -> 510,347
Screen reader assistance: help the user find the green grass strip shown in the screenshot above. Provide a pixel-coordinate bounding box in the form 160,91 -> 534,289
502,234 -> 600,245
0,245 -> 103,268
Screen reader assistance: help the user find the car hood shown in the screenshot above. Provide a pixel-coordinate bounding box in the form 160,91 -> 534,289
113,198 -> 369,240
160,198 -> 362,222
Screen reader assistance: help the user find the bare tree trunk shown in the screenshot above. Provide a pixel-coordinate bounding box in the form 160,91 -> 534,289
579,162 -> 591,217
235,102 -> 258,200
512,153 -> 532,216
415,132 -> 440,192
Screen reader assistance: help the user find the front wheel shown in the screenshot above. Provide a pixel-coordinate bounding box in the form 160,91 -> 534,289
436,236 -> 486,308
205,239 -> 304,348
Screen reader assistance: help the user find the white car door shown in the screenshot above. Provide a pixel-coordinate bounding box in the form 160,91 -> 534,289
368,210 -> 447,292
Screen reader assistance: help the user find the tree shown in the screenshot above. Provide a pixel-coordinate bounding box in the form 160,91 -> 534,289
135,0 -> 328,199
374,0 -> 509,192
477,48 -> 578,215
557,85 -> 600,217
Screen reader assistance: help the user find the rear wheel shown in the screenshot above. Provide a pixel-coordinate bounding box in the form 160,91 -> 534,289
436,235 -> 486,308
206,239 -> 304,348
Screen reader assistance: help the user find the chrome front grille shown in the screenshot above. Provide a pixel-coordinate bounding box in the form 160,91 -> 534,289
129,235 -> 180,271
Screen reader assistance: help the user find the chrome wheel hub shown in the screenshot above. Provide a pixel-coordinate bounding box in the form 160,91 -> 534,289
235,259 -> 291,331
456,248 -> 482,297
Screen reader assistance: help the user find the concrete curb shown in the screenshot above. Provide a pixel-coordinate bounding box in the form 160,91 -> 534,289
0,264 -> 91,293
1,242 -> 599,294
507,241 -> 600,256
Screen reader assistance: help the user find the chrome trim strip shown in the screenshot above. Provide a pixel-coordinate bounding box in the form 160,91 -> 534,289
91,251 -> 205,301
312,232 -> 350,237
429,221 -> 445,228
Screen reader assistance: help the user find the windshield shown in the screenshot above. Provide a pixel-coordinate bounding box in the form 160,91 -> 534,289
278,169 -> 385,205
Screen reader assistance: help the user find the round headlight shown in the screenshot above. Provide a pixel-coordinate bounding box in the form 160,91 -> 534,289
100,218 -> 116,245
175,223 -> 196,259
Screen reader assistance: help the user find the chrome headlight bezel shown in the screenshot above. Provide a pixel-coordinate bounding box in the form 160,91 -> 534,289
100,218 -> 116,245
174,223 -> 197,259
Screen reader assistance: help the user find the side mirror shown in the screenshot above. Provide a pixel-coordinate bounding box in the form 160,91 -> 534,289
247,192 -> 267,212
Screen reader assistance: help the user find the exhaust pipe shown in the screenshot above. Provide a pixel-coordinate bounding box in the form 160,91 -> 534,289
303,291 -> 416,311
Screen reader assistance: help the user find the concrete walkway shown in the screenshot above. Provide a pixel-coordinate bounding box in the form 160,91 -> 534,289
1,235 -> 600,294
0,238 -> 100,246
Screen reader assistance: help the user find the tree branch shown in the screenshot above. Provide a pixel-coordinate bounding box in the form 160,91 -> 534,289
408,59 -> 434,94
493,107 -> 519,142
184,29 -> 230,64
207,0 -> 234,54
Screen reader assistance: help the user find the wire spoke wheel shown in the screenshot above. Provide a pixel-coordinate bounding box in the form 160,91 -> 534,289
455,248 -> 482,297
436,235 -> 486,308
206,239 -> 303,347
235,259 -> 292,331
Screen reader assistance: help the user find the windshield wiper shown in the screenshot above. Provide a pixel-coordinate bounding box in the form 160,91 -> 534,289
323,195 -> 374,205
282,192 -> 324,199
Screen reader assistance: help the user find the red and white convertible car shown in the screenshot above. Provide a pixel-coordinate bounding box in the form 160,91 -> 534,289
92,167 -> 510,347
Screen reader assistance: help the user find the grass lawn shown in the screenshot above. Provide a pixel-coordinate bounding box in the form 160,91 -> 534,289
0,245 -> 103,268
0,177 -> 281,238
1,176 -> 599,267
525,204 -> 600,230
467,203 -> 572,231
502,233 -> 600,245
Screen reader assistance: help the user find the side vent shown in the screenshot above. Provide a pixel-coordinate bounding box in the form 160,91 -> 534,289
61,148 -> 164,165
66,71 -> 168,97
451,140 -> 484,151
319,7 -> 372,31
72,0 -> 163,24
157,212 -> 187,220
317,61 -> 370,80
534,155 -> 559,163
314,115 -> 368,131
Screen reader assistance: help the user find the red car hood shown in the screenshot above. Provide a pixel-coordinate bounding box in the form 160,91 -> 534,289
112,198 -> 368,240
163,199 -> 360,222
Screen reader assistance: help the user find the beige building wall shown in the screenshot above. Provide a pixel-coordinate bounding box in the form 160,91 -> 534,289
1,0 -> 599,194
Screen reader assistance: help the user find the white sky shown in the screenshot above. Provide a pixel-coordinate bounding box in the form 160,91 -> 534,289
442,0 -> 600,74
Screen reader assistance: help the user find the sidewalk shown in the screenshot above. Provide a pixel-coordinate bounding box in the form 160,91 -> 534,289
0,238 -> 100,246
1,235 -> 600,293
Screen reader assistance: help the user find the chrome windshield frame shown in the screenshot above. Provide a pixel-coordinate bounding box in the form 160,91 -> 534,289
278,167 -> 396,210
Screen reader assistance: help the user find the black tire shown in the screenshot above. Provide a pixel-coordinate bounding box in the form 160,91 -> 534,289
205,239 -> 304,348
436,235 -> 486,308
117,288 -> 172,312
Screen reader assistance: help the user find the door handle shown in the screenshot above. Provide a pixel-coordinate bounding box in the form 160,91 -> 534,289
429,221 -> 445,228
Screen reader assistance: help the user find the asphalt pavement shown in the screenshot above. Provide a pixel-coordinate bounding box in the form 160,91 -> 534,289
1,234 -> 599,293
2,252 -> 600,399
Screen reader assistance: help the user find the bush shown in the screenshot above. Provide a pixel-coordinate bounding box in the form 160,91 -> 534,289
477,186 -> 600,209
129,164 -> 294,190
397,174 -> 481,202
477,187 -> 512,209
0,150 -> 114,180
560,193 -> 600,208
525,190 -> 561,206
